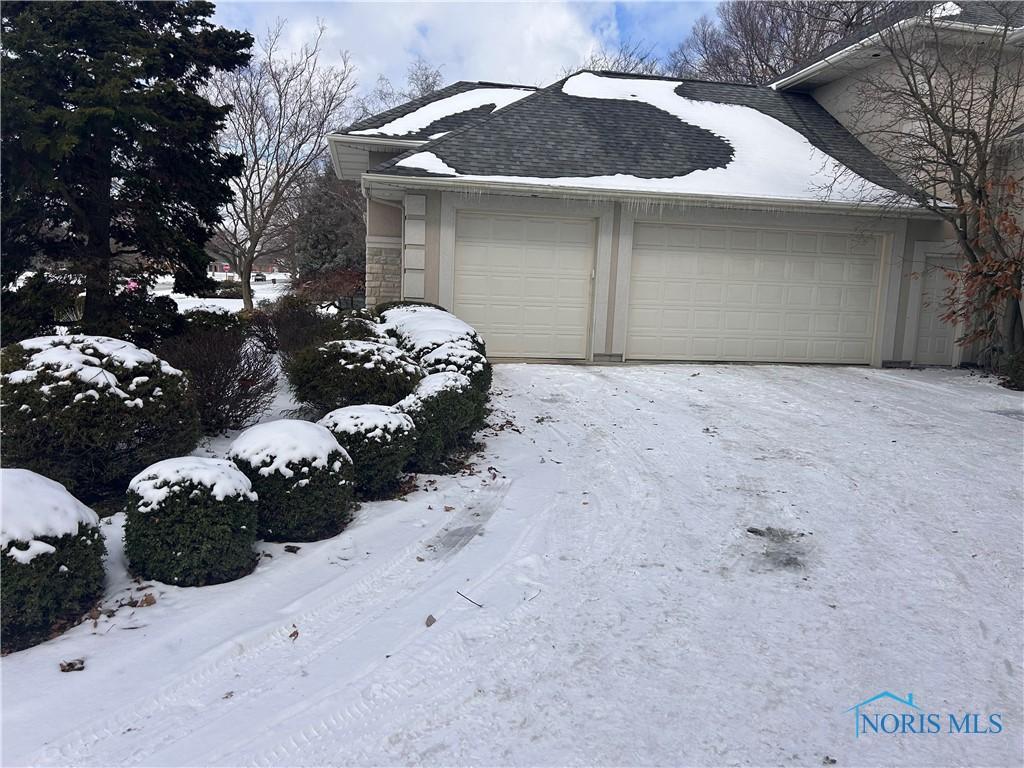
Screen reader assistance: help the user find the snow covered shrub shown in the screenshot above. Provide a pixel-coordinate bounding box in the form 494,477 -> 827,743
0,336 -> 201,500
420,341 -> 492,394
95,288 -> 185,348
227,420 -> 355,542
318,405 -> 417,499
285,340 -> 424,416
373,299 -> 447,315
397,372 -> 483,473
0,272 -> 79,344
335,314 -> 391,343
381,306 -> 486,357
1,469 -> 106,653
157,318 -> 277,435
124,458 -> 258,586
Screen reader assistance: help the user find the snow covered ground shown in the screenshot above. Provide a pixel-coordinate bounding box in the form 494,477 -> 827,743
152,275 -> 291,314
3,364 -> 1022,767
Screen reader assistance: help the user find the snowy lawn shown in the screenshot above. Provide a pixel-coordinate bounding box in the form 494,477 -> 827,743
2,365 -> 1022,767
152,275 -> 291,314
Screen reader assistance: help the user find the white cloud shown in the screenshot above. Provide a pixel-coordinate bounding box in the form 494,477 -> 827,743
214,1 -> 619,91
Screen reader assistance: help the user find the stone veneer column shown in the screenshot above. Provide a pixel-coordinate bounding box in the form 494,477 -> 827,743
364,246 -> 402,308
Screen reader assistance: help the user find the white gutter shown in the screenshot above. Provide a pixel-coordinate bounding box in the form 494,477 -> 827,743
326,133 -> 425,150
770,17 -> 1020,91
361,172 -> 935,219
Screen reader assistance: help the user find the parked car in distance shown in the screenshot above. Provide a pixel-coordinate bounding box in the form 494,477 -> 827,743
253,273 -> 267,282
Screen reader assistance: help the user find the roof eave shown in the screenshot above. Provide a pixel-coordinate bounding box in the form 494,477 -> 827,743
361,172 -> 934,218
327,133 -> 426,150
771,17 -> 1021,91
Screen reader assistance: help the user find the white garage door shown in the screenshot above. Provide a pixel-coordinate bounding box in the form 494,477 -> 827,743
627,223 -> 883,363
454,212 -> 595,358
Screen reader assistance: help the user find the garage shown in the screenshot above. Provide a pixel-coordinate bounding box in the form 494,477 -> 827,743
453,211 -> 595,358
625,222 -> 883,363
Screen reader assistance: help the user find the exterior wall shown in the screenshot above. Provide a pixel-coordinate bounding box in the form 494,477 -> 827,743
367,199 -> 402,238
365,245 -> 401,308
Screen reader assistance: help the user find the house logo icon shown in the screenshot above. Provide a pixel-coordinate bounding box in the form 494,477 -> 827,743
846,692 -> 921,737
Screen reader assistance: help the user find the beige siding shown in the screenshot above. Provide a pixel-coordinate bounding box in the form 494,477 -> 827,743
367,200 -> 402,238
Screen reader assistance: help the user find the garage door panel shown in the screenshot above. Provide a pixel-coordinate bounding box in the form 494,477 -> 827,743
627,223 -> 881,363
454,212 -> 594,359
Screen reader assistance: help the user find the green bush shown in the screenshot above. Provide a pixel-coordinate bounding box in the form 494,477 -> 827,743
335,314 -> 390,343
227,420 -> 355,542
318,405 -> 417,499
0,272 -> 80,344
1,469 -> 106,653
373,299 -> 447,315
285,340 -> 423,416
94,288 -> 185,349
380,305 -> 486,357
0,336 -> 202,500
396,372 -> 483,473
261,294 -> 344,354
124,457 -> 258,586
999,353 -> 1024,391
420,341 -> 493,394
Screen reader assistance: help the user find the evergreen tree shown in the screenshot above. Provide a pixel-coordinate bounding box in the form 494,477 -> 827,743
0,1 -> 252,331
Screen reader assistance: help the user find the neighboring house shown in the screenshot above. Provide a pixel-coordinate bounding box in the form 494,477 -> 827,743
329,8 -> 1022,367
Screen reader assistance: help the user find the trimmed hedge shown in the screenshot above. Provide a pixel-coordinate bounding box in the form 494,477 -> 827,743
420,341 -> 492,395
373,299 -> 447,315
318,405 -> 417,499
397,372 -> 483,473
0,336 -> 202,500
285,339 -> 423,416
124,458 -> 258,586
1,470 -> 106,653
227,420 -> 355,542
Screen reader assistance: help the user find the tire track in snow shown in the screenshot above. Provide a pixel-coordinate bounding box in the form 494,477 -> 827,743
31,475 -> 514,767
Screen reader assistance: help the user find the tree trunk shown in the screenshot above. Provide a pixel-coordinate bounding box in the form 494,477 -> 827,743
240,257 -> 254,313
81,124 -> 114,334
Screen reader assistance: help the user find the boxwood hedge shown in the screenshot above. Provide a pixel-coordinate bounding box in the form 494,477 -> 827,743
318,405 -> 417,499
396,372 -> 483,473
124,458 -> 259,586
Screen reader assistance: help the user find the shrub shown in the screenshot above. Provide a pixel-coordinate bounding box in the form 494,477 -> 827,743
285,340 -> 423,416
0,272 -> 80,344
396,372 -> 483,473
380,305 -> 486,357
0,336 -> 201,500
999,353 -> 1024,391
94,288 -> 185,349
124,457 -> 258,586
318,405 -> 417,499
335,314 -> 390,343
1,469 -> 106,652
261,294 -> 343,355
157,319 -> 278,435
420,341 -> 492,394
373,299 -> 447,315
227,420 -> 355,542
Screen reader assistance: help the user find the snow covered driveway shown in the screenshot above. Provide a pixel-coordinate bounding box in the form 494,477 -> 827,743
4,365 -> 1022,767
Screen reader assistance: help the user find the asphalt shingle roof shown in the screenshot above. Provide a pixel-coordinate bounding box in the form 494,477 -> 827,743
342,81 -> 537,141
372,71 -> 913,199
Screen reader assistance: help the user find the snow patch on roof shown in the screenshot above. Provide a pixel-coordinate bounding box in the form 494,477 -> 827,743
129,457 -> 257,513
228,420 -> 349,478
929,2 -> 963,19
394,72 -> 900,205
350,88 -> 535,137
1,469 -> 99,561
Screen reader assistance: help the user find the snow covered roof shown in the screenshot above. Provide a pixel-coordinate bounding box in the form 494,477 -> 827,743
374,71 -> 913,206
771,2 -> 1024,90
1,469 -> 98,562
343,81 -> 537,141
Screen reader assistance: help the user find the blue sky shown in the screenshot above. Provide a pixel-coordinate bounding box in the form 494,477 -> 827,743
213,1 -> 718,89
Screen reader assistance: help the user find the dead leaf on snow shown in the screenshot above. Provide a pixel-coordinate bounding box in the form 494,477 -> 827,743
425,614 -> 436,627
60,659 -> 85,673
288,624 -> 299,642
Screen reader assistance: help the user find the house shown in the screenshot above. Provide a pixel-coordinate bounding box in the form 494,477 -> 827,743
329,6 -> 1022,367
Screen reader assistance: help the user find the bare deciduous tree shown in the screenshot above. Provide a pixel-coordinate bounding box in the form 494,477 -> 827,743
208,20 -> 356,311
837,2 -> 1023,362
570,40 -> 664,76
669,1 -> 882,84
355,56 -> 443,119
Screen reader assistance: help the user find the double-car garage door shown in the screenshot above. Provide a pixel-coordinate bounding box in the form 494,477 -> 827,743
453,212 -> 883,364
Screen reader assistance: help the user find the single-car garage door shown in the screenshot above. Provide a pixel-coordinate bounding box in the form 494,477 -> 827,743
454,212 -> 595,358
626,223 -> 883,363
